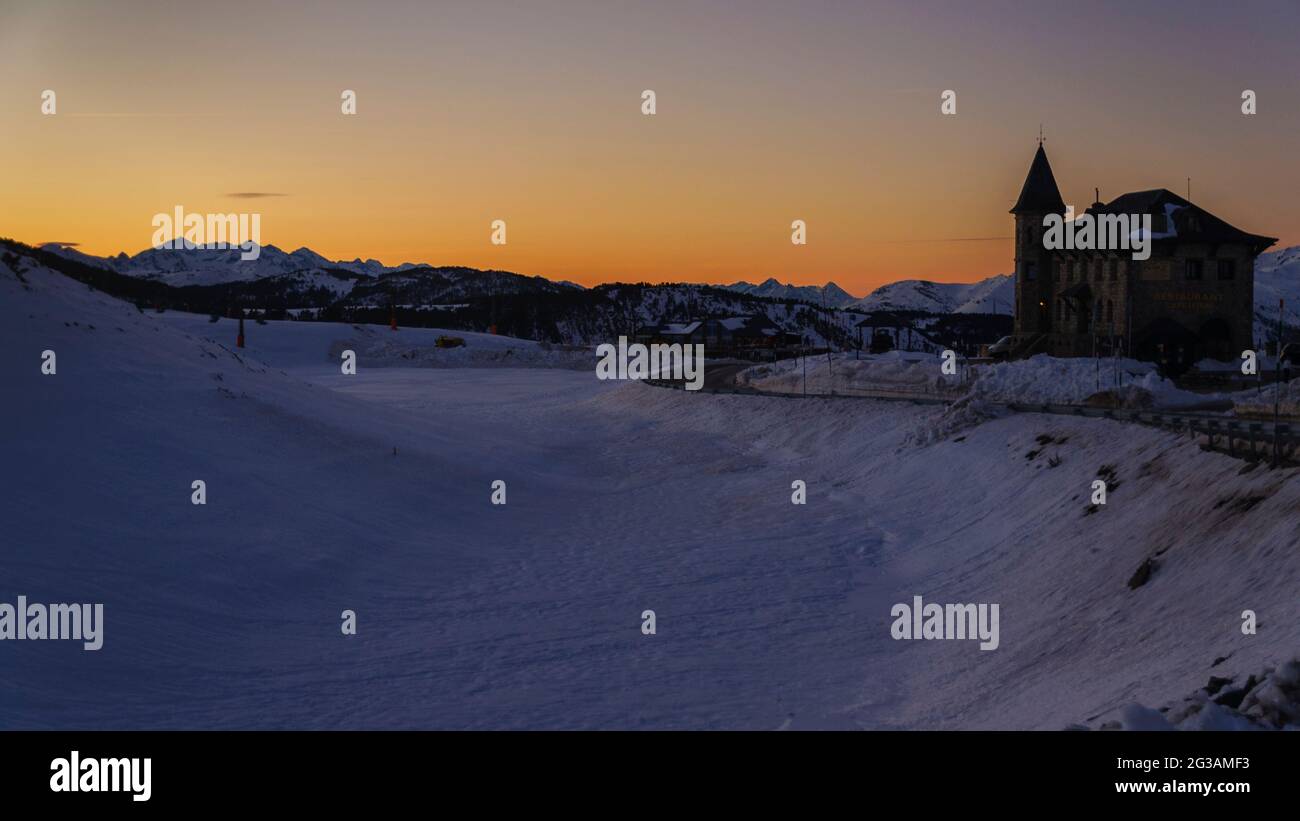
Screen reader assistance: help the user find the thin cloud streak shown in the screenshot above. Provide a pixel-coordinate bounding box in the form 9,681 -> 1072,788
868,237 -> 1012,244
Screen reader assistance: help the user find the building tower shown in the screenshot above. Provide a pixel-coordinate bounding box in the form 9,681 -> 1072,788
1010,143 -> 1066,342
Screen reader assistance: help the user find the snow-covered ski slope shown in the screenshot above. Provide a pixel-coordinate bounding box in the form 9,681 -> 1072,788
2,254 -> 1297,729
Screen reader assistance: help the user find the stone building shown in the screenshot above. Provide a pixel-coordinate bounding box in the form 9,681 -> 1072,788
1009,144 -> 1276,369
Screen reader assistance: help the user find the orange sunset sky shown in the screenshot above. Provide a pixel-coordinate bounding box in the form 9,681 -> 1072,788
2,0 -> 1298,295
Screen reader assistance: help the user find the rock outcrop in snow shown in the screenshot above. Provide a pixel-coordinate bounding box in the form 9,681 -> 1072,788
1101,659 -> 1300,730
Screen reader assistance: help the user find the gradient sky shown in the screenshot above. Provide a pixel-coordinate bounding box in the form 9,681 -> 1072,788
2,0 -> 1298,295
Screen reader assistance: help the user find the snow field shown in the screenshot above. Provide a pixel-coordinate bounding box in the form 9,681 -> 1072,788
3,253 -> 1297,730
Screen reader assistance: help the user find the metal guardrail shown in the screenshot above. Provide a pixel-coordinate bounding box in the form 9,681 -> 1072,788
1004,403 -> 1300,465
645,379 -> 1300,467
644,379 -> 960,405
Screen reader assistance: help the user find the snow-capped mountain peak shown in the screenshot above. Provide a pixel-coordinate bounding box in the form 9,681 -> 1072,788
723,278 -> 859,307
849,274 -> 1014,315
39,241 -> 424,287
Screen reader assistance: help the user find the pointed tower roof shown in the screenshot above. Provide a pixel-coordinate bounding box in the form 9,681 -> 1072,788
1010,144 -> 1066,214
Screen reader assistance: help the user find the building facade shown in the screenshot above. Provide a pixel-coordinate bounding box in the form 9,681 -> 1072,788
1009,145 -> 1276,369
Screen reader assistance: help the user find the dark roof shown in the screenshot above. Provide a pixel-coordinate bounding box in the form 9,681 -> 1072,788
1010,145 -> 1066,215
854,312 -> 913,326
1088,189 -> 1276,253
704,314 -> 778,337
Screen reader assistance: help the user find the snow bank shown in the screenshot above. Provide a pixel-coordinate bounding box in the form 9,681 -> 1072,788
967,354 -> 1200,406
735,352 -> 1207,407
1230,376 -> 1300,418
904,395 -> 1006,446
597,382 -> 1300,730
735,351 -> 953,395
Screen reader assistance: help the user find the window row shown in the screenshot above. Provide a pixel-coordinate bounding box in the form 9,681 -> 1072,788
1184,259 -> 1236,281
1024,257 -> 1237,281
1056,259 -> 1122,283
1035,257 -> 1240,282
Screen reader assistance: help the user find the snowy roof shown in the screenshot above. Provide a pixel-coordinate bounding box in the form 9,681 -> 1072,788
659,321 -> 702,335
1087,189 -> 1276,252
704,315 -> 779,337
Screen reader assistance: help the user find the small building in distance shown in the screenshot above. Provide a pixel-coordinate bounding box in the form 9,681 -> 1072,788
636,320 -> 703,346
636,315 -> 800,359
1009,144 -> 1276,371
